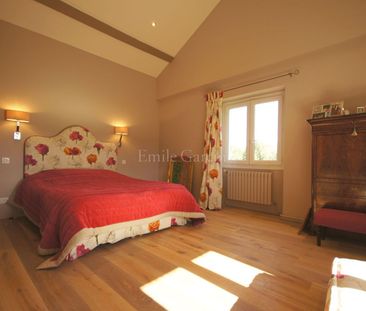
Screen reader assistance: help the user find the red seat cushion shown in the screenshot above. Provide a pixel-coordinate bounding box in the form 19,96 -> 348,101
314,208 -> 366,234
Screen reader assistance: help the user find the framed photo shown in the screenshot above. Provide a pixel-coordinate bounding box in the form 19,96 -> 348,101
312,105 -> 326,119
312,101 -> 344,119
312,112 -> 326,119
329,101 -> 344,116
356,106 -> 365,114
312,104 -> 332,118
322,104 -> 332,117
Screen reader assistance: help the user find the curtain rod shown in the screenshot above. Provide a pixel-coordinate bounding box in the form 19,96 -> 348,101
223,69 -> 300,93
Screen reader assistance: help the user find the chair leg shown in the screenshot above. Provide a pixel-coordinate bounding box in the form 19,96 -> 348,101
321,227 -> 327,240
317,226 -> 323,246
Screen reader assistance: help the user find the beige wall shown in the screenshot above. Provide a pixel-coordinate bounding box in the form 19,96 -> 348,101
158,34 -> 366,220
0,21 -> 159,212
158,0 -> 366,99
158,0 -> 366,220
159,88 -> 206,198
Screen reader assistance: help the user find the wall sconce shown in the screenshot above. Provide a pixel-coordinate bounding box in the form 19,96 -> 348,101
4,110 -> 30,140
114,126 -> 128,147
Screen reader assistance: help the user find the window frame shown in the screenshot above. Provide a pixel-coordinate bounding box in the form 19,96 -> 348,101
223,90 -> 283,169
223,99 -> 250,166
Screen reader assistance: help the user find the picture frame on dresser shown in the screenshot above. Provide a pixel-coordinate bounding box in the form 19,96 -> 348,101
329,102 -> 343,116
312,112 -> 326,119
311,101 -> 344,119
356,106 -> 365,113
312,104 -> 326,119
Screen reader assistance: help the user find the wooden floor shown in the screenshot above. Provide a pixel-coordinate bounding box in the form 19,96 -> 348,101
1,207 -> 366,311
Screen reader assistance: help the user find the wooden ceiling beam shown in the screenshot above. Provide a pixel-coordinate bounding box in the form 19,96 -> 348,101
34,0 -> 174,62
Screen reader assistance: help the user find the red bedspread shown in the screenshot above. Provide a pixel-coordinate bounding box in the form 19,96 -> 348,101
15,169 -> 205,267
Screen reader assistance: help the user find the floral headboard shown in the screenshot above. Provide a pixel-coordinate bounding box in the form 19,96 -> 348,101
24,126 -> 117,176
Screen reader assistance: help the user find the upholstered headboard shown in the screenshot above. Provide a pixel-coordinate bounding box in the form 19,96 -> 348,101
24,126 -> 117,176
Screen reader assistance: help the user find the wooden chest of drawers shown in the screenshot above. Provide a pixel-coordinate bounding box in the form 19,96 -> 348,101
308,114 -> 366,214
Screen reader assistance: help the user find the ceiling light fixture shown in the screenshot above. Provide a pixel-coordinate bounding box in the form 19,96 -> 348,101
151,21 -> 157,27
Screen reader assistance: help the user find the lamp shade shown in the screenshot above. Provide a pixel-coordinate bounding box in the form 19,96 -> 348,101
5,110 -> 30,123
114,126 -> 128,135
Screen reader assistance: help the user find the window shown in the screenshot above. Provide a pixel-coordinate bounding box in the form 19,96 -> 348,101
223,90 -> 282,167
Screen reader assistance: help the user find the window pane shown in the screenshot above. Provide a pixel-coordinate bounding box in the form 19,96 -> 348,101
254,101 -> 279,161
228,106 -> 247,160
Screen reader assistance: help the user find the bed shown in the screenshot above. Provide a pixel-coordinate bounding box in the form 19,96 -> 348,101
14,126 -> 205,269
325,257 -> 366,311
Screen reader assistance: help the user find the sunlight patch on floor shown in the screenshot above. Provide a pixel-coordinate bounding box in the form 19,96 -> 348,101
192,251 -> 272,287
140,267 -> 238,311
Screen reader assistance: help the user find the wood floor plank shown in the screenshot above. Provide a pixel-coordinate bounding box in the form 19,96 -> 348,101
81,247 -> 165,311
0,222 -> 48,311
1,207 -> 365,311
136,232 -> 312,310
58,261 -> 136,311
4,219 -> 91,311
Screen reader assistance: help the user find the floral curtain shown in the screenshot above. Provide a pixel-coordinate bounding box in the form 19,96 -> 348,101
199,91 -> 223,210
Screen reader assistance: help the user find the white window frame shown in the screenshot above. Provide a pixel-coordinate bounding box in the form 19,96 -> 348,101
223,90 -> 283,169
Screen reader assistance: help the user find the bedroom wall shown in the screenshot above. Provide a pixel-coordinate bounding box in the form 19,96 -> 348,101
157,26 -> 366,220
0,21 -> 159,217
158,0 -> 366,99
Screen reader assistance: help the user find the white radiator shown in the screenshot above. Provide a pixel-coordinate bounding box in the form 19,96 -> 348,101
227,170 -> 272,205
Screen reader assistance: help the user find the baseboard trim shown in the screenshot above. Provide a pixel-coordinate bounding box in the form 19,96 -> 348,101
280,214 -> 304,223
224,199 -> 281,216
